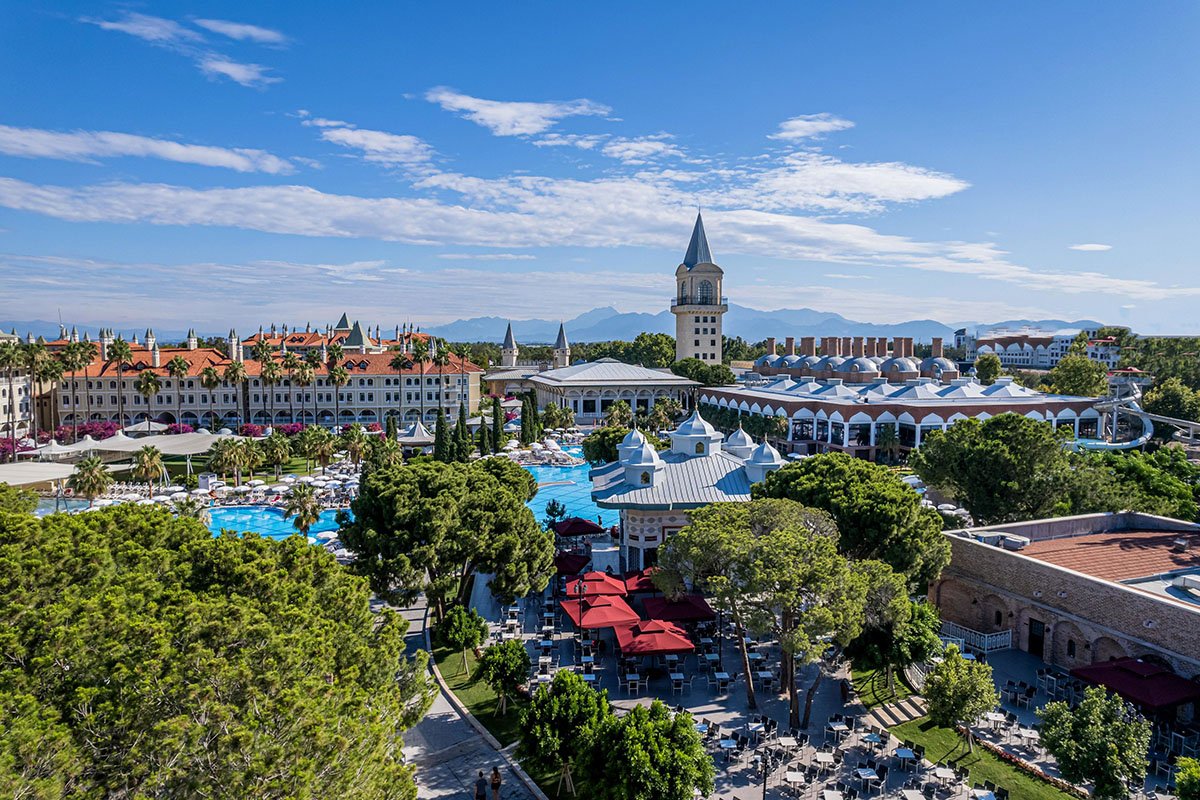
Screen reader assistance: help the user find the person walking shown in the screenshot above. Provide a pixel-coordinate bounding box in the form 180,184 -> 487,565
490,766 -> 502,800
474,770 -> 488,800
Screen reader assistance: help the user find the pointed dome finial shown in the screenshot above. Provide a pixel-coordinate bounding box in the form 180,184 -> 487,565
682,210 -> 713,268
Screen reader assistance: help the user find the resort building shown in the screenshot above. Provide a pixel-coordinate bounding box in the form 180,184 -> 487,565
707,336 -> 1098,459
931,512 -> 1200,697
0,330 -> 33,443
240,313 -> 432,356
484,322 -> 697,426
671,212 -> 727,364
591,411 -> 786,570
955,325 -> 1122,370
50,319 -> 481,430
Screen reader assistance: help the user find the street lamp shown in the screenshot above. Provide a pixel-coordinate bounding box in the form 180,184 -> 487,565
573,578 -> 586,649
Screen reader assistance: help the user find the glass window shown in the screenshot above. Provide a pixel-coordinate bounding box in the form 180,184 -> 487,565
698,280 -> 714,304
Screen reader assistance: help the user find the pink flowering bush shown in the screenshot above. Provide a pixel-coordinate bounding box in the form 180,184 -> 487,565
239,423 -> 265,438
367,422 -> 383,433
165,423 -> 194,434
275,423 -> 306,437
51,421 -> 120,443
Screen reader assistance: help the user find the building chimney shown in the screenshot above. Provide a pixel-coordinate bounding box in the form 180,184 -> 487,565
905,337 -> 915,358
852,337 -> 864,357
840,337 -> 851,357
766,337 -> 777,357
801,336 -> 815,357
932,337 -> 944,358
151,345 -> 160,368
785,336 -> 795,356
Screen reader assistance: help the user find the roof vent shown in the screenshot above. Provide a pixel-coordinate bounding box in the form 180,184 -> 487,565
1173,538 -> 1191,553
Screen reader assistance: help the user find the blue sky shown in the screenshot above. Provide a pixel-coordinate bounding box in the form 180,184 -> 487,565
2,2 -> 1199,333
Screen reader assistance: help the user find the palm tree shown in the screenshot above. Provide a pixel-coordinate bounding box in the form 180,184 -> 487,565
107,337 -> 133,429
412,339 -> 430,423
282,352 -> 300,424
37,356 -> 64,436
173,497 -> 211,527
284,482 -> 322,537
326,342 -> 344,369
260,359 -> 282,427
327,365 -> 349,431
294,363 -> 315,427
68,455 -> 113,507
0,340 -> 21,460
64,340 -> 97,441
311,429 -> 338,471
132,444 -> 164,494
239,438 -> 263,481
648,397 -> 683,433
223,361 -> 247,431
21,337 -> 48,441
388,349 -> 414,421
135,370 -> 161,432
199,366 -> 221,431
453,343 -> 472,412
433,342 -> 451,418
251,339 -> 275,424
875,423 -> 900,465
261,431 -> 291,479
165,355 -> 190,430
207,437 -> 237,483
341,422 -> 367,467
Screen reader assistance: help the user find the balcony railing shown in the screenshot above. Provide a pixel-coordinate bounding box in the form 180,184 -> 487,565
671,295 -> 729,308
941,621 -> 1013,654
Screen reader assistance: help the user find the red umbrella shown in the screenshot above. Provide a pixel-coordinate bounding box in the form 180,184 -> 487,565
643,594 -> 717,623
615,619 -> 696,656
554,552 -> 589,576
565,571 -> 627,598
623,567 -> 661,594
554,517 -> 606,536
560,595 -> 640,629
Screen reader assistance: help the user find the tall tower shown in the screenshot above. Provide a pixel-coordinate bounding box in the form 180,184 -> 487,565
501,322 -> 519,367
671,212 -> 727,363
553,322 -> 571,369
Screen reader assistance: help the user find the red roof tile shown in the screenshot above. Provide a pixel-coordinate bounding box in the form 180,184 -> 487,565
1023,531 -> 1200,582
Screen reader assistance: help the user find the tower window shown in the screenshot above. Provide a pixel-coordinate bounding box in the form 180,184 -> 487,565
698,280 -> 714,304
1067,639 -> 1077,658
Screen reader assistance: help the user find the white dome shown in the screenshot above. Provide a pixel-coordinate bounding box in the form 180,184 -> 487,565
748,438 -> 784,466
624,440 -> 662,467
726,424 -> 754,449
674,410 -> 717,437
620,427 -> 647,447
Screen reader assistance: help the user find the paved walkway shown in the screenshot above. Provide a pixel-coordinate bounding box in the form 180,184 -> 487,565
395,597 -> 537,800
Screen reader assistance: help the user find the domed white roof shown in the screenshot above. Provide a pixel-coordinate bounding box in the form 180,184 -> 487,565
881,356 -> 919,373
726,424 -> 754,449
782,354 -> 803,366
620,427 -> 647,448
837,357 -> 880,374
624,439 -> 663,467
748,438 -> 785,466
921,357 -> 958,373
674,410 -> 717,437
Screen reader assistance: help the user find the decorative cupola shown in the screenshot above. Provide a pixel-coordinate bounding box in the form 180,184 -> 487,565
151,344 -> 161,368
744,438 -> 786,483
617,427 -> 649,462
670,409 -> 724,457
228,329 -> 240,362
553,322 -> 571,368
501,322 -> 519,367
186,328 -> 198,350
145,328 -> 156,350
723,422 -> 755,459
69,326 -> 78,343
622,439 -> 665,487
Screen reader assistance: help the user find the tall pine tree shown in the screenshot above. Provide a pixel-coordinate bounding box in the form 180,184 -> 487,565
454,403 -> 471,462
490,396 -> 504,454
385,414 -> 398,440
433,408 -> 450,462
478,418 -> 491,456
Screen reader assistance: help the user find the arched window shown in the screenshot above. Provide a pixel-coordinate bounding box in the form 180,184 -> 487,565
640,471 -> 650,485
678,282 -> 687,303
695,442 -> 705,454
698,280 -> 714,304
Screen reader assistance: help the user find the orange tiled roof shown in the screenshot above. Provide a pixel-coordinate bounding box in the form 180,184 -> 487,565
1022,531 -> 1200,582
67,346 -> 481,379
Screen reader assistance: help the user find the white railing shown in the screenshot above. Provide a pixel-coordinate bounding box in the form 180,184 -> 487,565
941,621 -> 1012,654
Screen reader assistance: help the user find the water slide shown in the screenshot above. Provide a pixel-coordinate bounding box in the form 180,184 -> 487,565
1072,393 -> 1154,451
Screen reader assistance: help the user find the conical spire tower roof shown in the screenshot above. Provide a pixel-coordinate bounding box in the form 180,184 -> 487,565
682,211 -> 713,268
554,322 -> 569,350
502,322 -> 517,350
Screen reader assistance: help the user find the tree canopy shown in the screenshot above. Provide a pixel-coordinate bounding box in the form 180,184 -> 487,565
974,353 -> 1003,384
577,701 -> 715,800
0,482 -> 36,514
439,604 -> 489,677
581,426 -> 665,463
752,453 -> 950,587
1177,757 -> 1200,800
1143,377 -> 1200,438
0,506 -> 434,800
924,645 -> 999,751
338,459 -> 553,617
1039,686 -> 1151,800
670,357 -> 735,386
517,670 -> 611,796
476,639 -> 530,716
1044,354 -> 1110,397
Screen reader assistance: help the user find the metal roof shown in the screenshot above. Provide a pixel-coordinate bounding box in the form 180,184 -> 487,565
682,211 -> 713,268
554,322 -> 569,350
502,322 -> 517,350
527,358 -> 699,388
591,450 -> 751,510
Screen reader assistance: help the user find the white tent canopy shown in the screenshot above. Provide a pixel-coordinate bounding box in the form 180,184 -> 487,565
0,462 -> 76,485
123,421 -> 169,434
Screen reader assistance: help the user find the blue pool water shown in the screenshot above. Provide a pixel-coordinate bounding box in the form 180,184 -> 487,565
525,445 -> 617,528
208,506 -> 345,540
35,498 -> 90,517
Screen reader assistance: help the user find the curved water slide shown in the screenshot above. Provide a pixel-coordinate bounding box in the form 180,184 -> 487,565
1072,394 -> 1154,451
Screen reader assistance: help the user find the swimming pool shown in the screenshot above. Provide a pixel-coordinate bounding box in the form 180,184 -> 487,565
525,446 -> 617,528
208,506 -> 346,540
35,498 -> 90,517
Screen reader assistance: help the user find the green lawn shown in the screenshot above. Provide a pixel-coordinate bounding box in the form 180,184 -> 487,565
852,667 -> 912,709
892,717 -> 1074,800
162,455 -> 314,480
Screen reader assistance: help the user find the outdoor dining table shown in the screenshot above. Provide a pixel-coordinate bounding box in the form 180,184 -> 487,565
855,767 -> 880,789
699,637 -> 713,645
778,735 -> 798,749
970,791 -> 996,800
704,653 -> 720,663
693,722 -> 708,734
581,655 -> 594,665
933,767 -> 956,785
581,673 -> 596,683
901,791 -> 925,800
826,720 -> 849,742
670,672 -> 686,682
500,631 -> 521,640
538,655 -> 552,664
984,711 -> 1006,730
821,790 -> 843,800
813,752 -> 835,772
862,731 -> 883,747
894,747 -> 916,769
747,651 -> 766,663
784,770 -> 805,784
539,640 -> 553,651
1017,727 -> 1040,746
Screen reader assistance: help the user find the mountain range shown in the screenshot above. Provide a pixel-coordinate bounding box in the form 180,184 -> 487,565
1,306 -> 1103,346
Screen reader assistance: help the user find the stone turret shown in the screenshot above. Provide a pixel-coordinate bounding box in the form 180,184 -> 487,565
145,328 -> 156,351
228,329 -> 240,362
186,328 -> 198,350
553,323 -> 570,369
501,322 -> 518,368
151,344 -> 161,368
69,326 -> 78,343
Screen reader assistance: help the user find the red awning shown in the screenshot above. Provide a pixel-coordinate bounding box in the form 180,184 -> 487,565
554,552 -> 590,576
564,571 -> 627,598
643,594 -> 717,623
1071,658 -> 1200,711
560,595 -> 640,630
554,517 -> 606,537
614,619 -> 696,656
623,567 -> 661,594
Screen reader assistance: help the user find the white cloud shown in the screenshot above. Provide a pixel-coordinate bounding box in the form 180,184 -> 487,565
824,273 -> 869,280
0,124 -> 293,174
769,113 -> 855,141
307,121 -> 434,169
84,12 -> 203,44
533,133 -> 606,150
193,19 -> 288,45
1068,243 -> 1113,251
438,253 -> 536,261
601,135 -> 685,164
199,57 -> 280,87
0,173 -> 1190,302
425,87 -> 611,136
